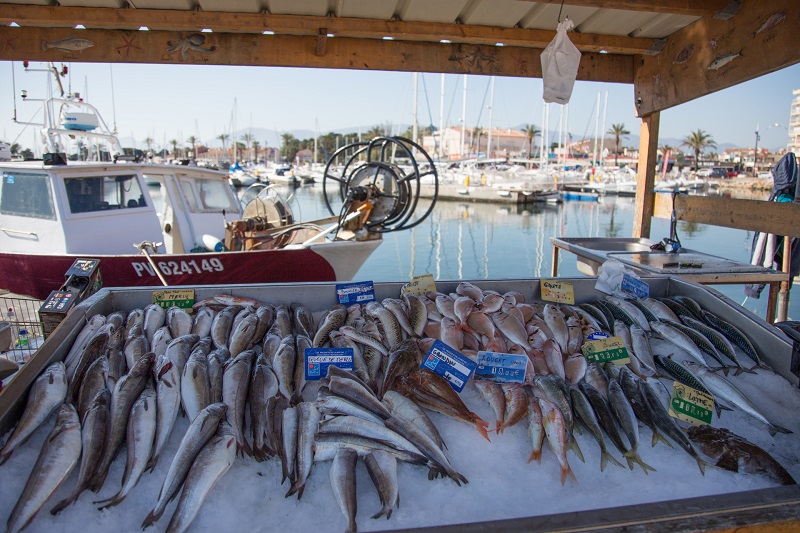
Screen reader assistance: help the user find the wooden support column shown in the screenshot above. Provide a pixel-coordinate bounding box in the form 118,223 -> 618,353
633,112 -> 659,239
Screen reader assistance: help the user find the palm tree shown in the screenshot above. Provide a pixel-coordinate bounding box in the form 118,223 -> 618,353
217,133 -> 229,163
281,133 -> 296,161
522,124 -> 540,158
607,123 -> 630,166
252,140 -> 261,163
186,135 -> 198,161
681,129 -> 716,171
169,138 -> 179,159
471,127 -> 484,155
144,136 -> 154,160
366,125 -> 386,139
241,133 -> 253,161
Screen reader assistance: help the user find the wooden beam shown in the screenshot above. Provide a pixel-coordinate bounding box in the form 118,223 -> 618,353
0,5 -> 654,55
634,0 -> 800,115
633,112 -> 659,238
653,193 -> 800,238
0,26 -> 634,82
519,0 -> 727,17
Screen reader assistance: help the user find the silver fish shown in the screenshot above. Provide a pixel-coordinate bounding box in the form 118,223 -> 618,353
181,350 -> 211,421
318,416 -> 421,457
210,306 -> 236,349
207,348 -> 230,405
64,314 -> 106,371
366,301 -> 403,350
165,422 -> 237,533
403,293 -> 428,337
384,414 -> 467,485
608,379 -> 655,474
708,51 -> 742,70
366,450 -> 399,520
286,402 -> 321,499
7,404 -> 81,533
191,306 -> 216,338
229,313 -> 259,358
41,37 -> 95,52
123,332 -> 148,374
272,304 -> 293,338
96,382 -> 157,509
143,304 -> 166,345
250,353 -> 279,461
164,334 -> 200,376
316,393 -> 384,425
291,303 -> 314,338
382,390 -> 446,450
281,405 -> 299,485
313,306 -> 347,348
222,349 -> 255,455
569,385 -> 623,472
142,402 -> 227,529
330,448 -> 358,533
151,326 -> 173,359
68,328 -> 110,401
167,307 -> 193,338
0,362 -> 67,465
76,355 -> 108,421
754,11 -> 786,36
272,336 -> 297,401
148,355 -> 181,472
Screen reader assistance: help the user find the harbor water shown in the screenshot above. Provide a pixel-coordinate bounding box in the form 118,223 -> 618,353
273,184 -> 799,322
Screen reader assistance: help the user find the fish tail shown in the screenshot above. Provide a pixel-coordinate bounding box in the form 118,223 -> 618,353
89,468 -> 110,493
141,508 -> 162,530
603,450 -> 625,470
573,424 -> 583,436
285,480 -> 305,499
624,450 -> 656,474
145,454 -> 159,473
50,493 -> 80,515
0,450 -> 11,465
560,463 -> 577,486
528,449 -> 542,464
495,420 -> 504,434
472,413 -> 491,442
448,469 -> 469,486
569,437 -> 585,463
769,424 -> 793,436
94,492 -> 125,511
757,363 -> 772,371
240,438 -> 253,457
371,506 -> 393,520
652,429 -> 674,449
695,456 -> 708,476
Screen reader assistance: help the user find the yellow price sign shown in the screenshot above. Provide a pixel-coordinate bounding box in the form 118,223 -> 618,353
401,274 -> 437,297
669,382 -> 714,426
540,279 -> 575,304
153,289 -> 195,310
581,336 -> 631,365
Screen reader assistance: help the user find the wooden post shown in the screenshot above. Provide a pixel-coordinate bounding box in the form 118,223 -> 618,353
777,236 -> 792,322
633,112 -> 659,238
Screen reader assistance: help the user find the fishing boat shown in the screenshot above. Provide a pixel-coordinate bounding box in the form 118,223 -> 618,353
1,64 -> 437,300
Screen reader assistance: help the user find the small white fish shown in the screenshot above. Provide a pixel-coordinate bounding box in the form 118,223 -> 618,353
41,37 -> 95,52
707,51 -> 742,70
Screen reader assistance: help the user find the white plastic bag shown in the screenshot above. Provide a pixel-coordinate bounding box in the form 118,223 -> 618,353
595,258 -> 649,299
541,18 -> 581,105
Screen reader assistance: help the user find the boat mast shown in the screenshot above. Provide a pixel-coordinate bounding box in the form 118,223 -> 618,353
439,74 -> 445,159
599,91 -> 608,167
232,97 -> 238,163
460,74 -> 467,159
487,76 -> 495,158
412,72 -> 418,151
592,91 -> 600,169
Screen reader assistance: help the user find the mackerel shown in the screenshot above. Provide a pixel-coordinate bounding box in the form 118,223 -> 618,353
569,385 -> 623,471
702,310 -> 765,368
165,422 -> 237,533
141,403 -> 227,529
365,450 -> 399,520
293,334 -> 313,403
681,315 -> 755,374
604,296 -> 650,331
630,324 -> 657,374
659,297 -> 695,320
673,295 -> 705,321
7,405 -> 81,533
629,298 -> 659,323
664,319 -> 732,373
577,303 -> 610,331
650,321 -> 708,366
579,381 -> 631,462
640,298 -> 680,322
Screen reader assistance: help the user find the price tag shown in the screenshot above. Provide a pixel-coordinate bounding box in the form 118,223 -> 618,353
621,274 -> 649,298
540,279 -> 575,304
421,340 -> 477,393
475,351 -> 528,384
401,274 -> 437,296
305,347 -> 354,380
669,381 -> 714,425
587,332 -> 610,341
336,281 -> 376,305
153,289 -> 195,310
41,290 -> 76,312
581,336 -> 631,365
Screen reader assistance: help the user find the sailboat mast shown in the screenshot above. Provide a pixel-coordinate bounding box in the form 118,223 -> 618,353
439,74 -> 445,158
599,91 -> 608,167
232,97 -> 238,163
592,91 -> 600,168
412,72 -> 418,149
487,76 -> 495,158
460,74 -> 467,158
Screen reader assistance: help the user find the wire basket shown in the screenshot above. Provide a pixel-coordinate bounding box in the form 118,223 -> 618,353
0,294 -> 45,366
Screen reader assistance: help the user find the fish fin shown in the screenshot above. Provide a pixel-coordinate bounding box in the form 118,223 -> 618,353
569,437 -> 585,463
624,451 -> 656,474
769,424 -> 792,436
495,420 -> 504,434
0,450 -> 11,465
573,424 -> 583,436
51,494 -> 79,515
371,507 -> 393,520
241,438 -> 253,457
738,366 -> 758,375
94,493 -> 124,511
604,451 -> 625,470
757,363 -> 772,371
472,413 -> 491,442
696,457 -> 708,476
652,429 -> 674,449
528,450 -> 542,464
145,454 -> 159,473
285,480 -> 305,499
449,470 -> 469,486
560,464 -> 577,486
709,365 -> 729,376
141,509 -> 162,530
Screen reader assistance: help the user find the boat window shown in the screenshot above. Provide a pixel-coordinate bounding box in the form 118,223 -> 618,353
64,174 -> 146,213
179,178 -> 238,212
0,171 -> 56,219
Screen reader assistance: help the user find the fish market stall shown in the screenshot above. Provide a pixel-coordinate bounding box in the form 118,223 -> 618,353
0,277 -> 798,533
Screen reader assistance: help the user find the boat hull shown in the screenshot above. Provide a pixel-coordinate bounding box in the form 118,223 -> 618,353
0,241 -> 380,300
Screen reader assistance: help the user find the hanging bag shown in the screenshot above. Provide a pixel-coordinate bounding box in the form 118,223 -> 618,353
541,18 -> 581,105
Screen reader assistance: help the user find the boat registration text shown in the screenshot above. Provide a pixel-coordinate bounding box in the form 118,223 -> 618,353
132,258 -> 224,277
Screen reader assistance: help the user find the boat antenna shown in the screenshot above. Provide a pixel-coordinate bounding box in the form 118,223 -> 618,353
11,61 -> 17,123
109,63 -> 118,134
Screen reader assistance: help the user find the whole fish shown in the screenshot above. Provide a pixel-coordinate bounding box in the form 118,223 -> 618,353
207,348 -> 230,405
630,325 -> 657,373
287,402 -> 321,499
650,321 -> 707,366
148,355 -> 181,472
617,367 -> 671,449
564,354 -> 587,385
96,382 -> 157,509
91,351 -> 154,492
0,362 -> 67,465
272,304 -> 293,338
340,325 -> 389,356
281,405 -> 299,485
542,339 -> 565,379
76,355 -> 108,421
608,379 -> 655,474
317,392 -> 385,425
366,301 -> 403,350
578,303 -> 610,331
382,390 -> 446,451
222,349 -> 255,455
640,298 -> 680,322
539,397 -> 576,485
50,391 -> 110,514
181,350 -> 211,421
701,310 -> 765,368
125,309 -> 144,336
384,297 -> 416,337
141,402 -> 227,529
167,307 -> 193,338
143,304 -> 166,344
229,313 -> 259,358
687,425 -> 794,485
491,310 -> 530,349
151,326 -> 173,359
164,334 -> 200,376
453,296 -> 476,326
604,296 -> 651,331
318,415 -> 421,456
474,380 -> 505,433
250,353 -> 280,461
479,292 -> 504,314
684,361 -> 792,436
501,383 -> 528,432
68,329 -> 110,401
565,316 -> 583,355
525,391 -> 544,463
456,281 -> 484,301
266,396 -> 288,459
384,415 -> 468,485
681,315 -> 754,375
579,381 -> 631,464
365,450 -> 399,520
434,295 -> 457,322
272,337 -> 297,401
329,332 -> 371,393
665,320 -> 731,373
123,331 -> 148,373
7,405 -> 82,533
569,385 -> 623,471
638,379 -> 707,475
324,375 -> 391,420
210,307 -> 236,349
707,51 -> 742,70
64,314 -> 106,371
543,304 -> 569,354
330,448 -> 359,533
165,422 -> 237,533
290,303 -> 314,338
313,434 -> 427,466
191,306 -> 216,338
403,293 -> 428,337
313,306 -> 347,348
584,362 -> 609,398
439,317 -> 463,351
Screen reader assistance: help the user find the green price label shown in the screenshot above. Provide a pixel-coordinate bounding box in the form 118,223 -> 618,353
581,336 -> 631,365
153,289 -> 195,310
668,381 -> 714,426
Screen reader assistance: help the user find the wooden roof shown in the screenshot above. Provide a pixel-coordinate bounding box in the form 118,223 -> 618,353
0,0 -> 797,115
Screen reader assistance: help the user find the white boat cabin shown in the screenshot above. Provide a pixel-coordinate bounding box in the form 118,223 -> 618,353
0,161 -> 242,256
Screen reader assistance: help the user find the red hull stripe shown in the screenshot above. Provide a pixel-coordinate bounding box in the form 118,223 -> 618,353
0,249 -> 336,300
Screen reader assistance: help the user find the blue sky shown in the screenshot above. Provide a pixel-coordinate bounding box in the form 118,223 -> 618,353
2,60 -> 797,153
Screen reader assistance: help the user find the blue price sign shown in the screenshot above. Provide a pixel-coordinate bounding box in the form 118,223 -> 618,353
621,273 -> 649,298
587,332 -> 610,341
421,340 -> 477,393
305,348 -> 354,380
336,281 -> 376,305
475,351 -> 528,384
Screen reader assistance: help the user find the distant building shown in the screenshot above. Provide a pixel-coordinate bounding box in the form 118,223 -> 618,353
422,127 -> 527,159
790,88 -> 800,157
0,142 -> 10,161
295,148 -> 313,165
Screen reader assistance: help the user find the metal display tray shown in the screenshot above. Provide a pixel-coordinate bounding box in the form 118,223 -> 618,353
0,277 -> 796,532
